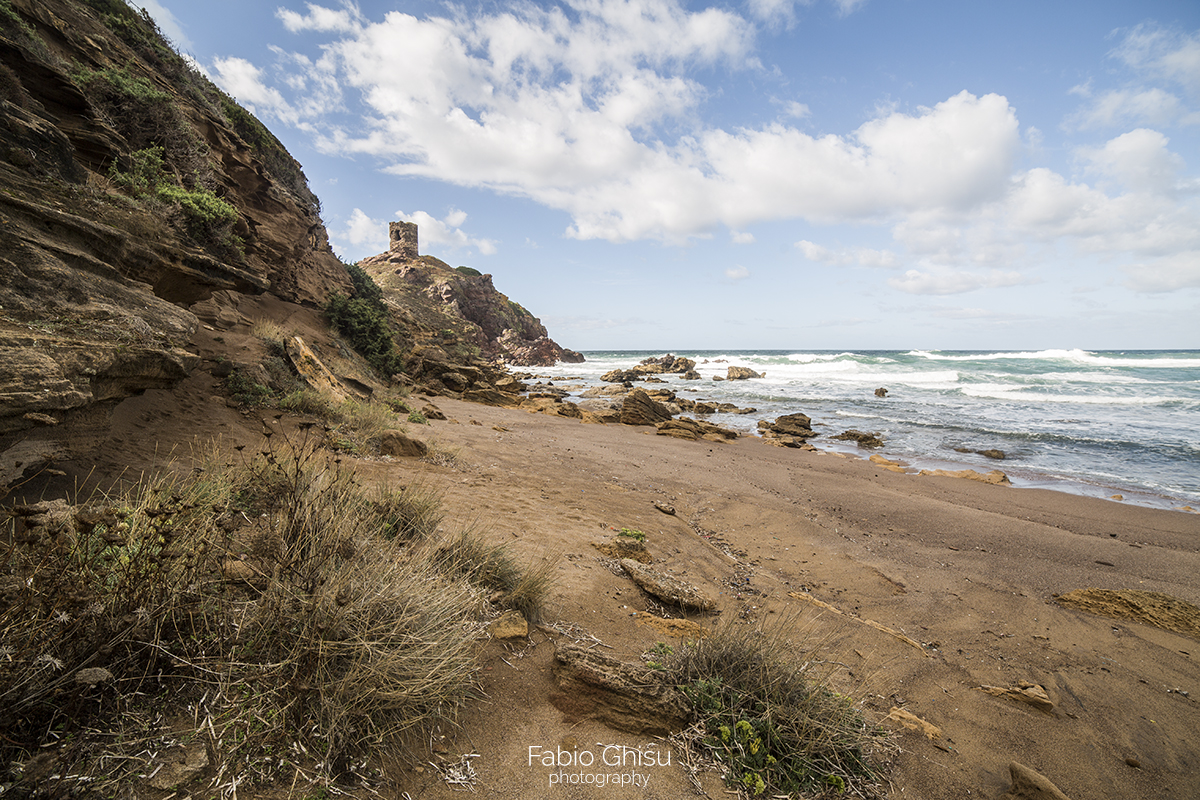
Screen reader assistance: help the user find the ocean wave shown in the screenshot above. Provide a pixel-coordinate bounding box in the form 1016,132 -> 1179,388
908,349 -> 1200,368
958,386 -> 1186,405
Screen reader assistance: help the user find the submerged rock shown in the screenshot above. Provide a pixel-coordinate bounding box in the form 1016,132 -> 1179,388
726,365 -> 762,380
831,429 -> 885,448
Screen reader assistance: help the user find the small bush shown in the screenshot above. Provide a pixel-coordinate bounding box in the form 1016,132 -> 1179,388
226,367 -> 274,407
108,146 -> 240,254
455,266 -> 482,277
408,410 -> 428,425
666,619 -> 887,799
325,292 -> 405,379
618,527 -> 645,542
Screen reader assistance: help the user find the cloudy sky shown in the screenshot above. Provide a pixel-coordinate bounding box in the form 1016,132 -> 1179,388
147,0 -> 1198,350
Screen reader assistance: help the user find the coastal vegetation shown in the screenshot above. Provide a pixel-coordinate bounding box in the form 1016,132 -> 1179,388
0,435 -> 551,795
667,620 -> 887,798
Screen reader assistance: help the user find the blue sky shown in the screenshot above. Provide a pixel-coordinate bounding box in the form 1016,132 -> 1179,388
142,0 -> 1198,351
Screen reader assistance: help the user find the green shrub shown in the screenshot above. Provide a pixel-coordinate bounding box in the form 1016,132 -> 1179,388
108,146 -> 241,254
107,143 -> 166,195
74,64 -> 170,104
325,264 -> 406,379
226,367 -> 274,407
455,266 -> 482,277
156,182 -> 238,227
618,527 -> 645,542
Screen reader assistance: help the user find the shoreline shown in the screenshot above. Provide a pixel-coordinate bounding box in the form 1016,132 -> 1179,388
529,351 -> 1200,514
809,437 -> 1198,514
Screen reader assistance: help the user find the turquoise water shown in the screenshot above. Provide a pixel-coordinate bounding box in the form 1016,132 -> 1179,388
534,349 -> 1200,510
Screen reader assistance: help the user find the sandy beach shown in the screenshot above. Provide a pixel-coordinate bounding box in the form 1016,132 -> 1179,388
345,393 -> 1200,800
23,338 -> 1200,799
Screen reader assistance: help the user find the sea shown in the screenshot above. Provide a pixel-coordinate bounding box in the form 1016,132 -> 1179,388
531,349 -> 1200,512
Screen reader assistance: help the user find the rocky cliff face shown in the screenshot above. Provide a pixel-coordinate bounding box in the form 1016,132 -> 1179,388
359,247 -> 584,367
0,0 -> 348,482
0,0 -> 579,489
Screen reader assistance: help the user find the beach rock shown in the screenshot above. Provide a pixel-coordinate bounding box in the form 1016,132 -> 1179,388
883,707 -> 942,740
593,536 -> 652,563
875,387 -> 889,397
682,370 -> 701,380
380,431 -> 428,458
832,429 -> 885,448
726,366 -> 762,380
633,354 -> 697,375
712,375 -> 725,381
869,454 -> 908,473
620,389 -> 673,426
490,610 -> 529,639
955,447 -> 1007,460
761,435 -> 814,449
521,396 -> 583,418
919,468 -> 1011,485
998,762 -> 1074,800
635,613 -> 709,639
421,404 -> 447,420
977,682 -> 1054,712
601,368 -> 640,383
1054,588 -> 1200,639
550,641 -> 690,736
461,387 -> 522,407
493,374 -> 527,393
285,336 -> 354,403
620,558 -> 715,611
760,412 -> 816,438
655,418 -> 739,441
580,385 -> 630,398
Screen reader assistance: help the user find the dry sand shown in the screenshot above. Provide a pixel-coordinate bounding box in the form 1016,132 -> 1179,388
17,312 -> 1199,799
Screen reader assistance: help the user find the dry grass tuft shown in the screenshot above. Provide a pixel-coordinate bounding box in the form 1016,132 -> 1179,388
434,529 -> 556,624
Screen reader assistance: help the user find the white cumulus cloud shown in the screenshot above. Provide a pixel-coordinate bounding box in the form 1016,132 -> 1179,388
218,3 -> 1200,296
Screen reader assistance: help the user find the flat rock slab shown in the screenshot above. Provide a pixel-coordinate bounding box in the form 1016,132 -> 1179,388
977,682 -> 1054,712
1055,588 -> 1200,639
490,609 -> 529,639
999,761 -> 1074,800
550,640 -> 690,736
620,559 -> 715,611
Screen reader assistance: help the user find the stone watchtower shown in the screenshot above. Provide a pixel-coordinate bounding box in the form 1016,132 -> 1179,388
389,221 -> 418,260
